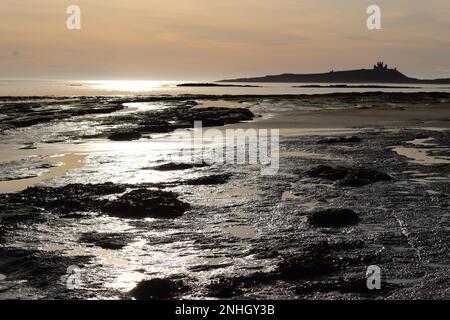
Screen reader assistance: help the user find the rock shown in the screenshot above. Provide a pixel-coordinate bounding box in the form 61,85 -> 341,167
208,278 -> 243,298
387,272 -> 450,299
414,133 -> 430,139
307,209 -> 360,228
79,232 -> 132,250
104,189 -> 190,219
318,136 -> 361,144
149,162 -> 209,171
339,168 -> 391,187
2,183 -> 127,215
207,272 -> 270,298
108,131 -> 142,141
138,119 -> 173,134
307,165 -> 391,186
294,277 -> 397,295
0,99 -> 123,130
0,247 -> 91,289
276,251 -> 337,279
129,279 -> 188,299
183,174 -> 231,185
307,165 -> 348,181
184,100 -> 198,107
1,183 -> 192,220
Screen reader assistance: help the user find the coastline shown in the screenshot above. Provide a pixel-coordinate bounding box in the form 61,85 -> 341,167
1,92 -> 450,299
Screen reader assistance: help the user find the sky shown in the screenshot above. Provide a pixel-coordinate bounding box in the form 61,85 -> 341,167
1,0 -> 449,80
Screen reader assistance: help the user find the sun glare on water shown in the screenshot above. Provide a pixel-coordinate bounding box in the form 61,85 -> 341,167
84,80 -> 178,93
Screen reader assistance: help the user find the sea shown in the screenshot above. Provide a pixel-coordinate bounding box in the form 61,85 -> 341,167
1,79 -> 449,96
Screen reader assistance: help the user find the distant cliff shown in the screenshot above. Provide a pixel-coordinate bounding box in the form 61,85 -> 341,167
220,62 -> 450,84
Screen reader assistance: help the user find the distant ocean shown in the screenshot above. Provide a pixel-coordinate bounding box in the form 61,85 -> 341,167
1,79 -> 450,96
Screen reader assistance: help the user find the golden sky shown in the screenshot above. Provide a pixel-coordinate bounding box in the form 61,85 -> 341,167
1,0 -> 449,80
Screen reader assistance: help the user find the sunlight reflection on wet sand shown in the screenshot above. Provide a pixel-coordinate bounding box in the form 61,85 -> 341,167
0,154 -> 86,193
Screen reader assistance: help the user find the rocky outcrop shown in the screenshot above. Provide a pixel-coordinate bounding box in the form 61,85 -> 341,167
307,209 -> 360,228
129,278 -> 189,299
104,189 -> 190,219
307,165 -> 391,186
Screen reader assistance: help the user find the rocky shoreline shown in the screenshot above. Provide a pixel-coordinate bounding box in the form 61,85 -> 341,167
0,93 -> 449,299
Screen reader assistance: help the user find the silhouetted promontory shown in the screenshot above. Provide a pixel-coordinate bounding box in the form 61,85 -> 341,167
220,62 -> 450,84
177,83 -> 260,87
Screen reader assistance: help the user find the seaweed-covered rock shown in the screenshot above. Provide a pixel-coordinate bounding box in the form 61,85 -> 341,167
1,183 -> 127,215
149,162 -> 209,171
276,252 -> 338,279
339,169 -> 392,187
307,165 -> 348,181
307,209 -> 360,228
307,165 -> 391,187
108,131 -> 142,141
318,136 -> 361,144
0,183 -> 190,220
129,278 -> 188,299
104,189 -> 190,219
207,278 -> 243,298
79,232 -> 132,250
183,174 -> 231,185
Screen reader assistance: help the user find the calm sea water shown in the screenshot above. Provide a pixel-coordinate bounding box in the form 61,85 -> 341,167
1,80 -> 449,96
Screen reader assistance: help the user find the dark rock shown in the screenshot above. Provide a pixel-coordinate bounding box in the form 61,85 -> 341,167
318,136 -> 361,144
307,165 -> 348,181
184,100 -> 199,107
387,272 -> 450,299
207,272 -> 271,298
252,249 -> 280,260
0,99 -> 123,130
294,277 -> 398,295
104,189 -> 190,219
79,232 -> 132,250
308,240 -> 365,252
208,278 -> 243,298
1,183 -> 191,220
339,168 -> 392,187
0,247 -> 91,289
414,133 -> 430,139
276,252 -> 338,279
307,165 -> 391,186
189,263 -> 233,272
108,131 -> 142,141
138,119 -> 173,134
307,209 -> 360,228
1,183 -> 127,215
129,278 -> 188,299
183,174 -> 231,185
149,162 -> 209,171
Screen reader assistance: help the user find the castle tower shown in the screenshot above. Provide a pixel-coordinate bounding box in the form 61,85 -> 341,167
374,62 -> 388,70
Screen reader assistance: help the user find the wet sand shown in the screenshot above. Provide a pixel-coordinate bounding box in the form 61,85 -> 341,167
0,154 -> 86,193
224,103 -> 450,132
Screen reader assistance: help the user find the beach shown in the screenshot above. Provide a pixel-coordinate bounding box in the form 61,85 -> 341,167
0,92 -> 449,299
